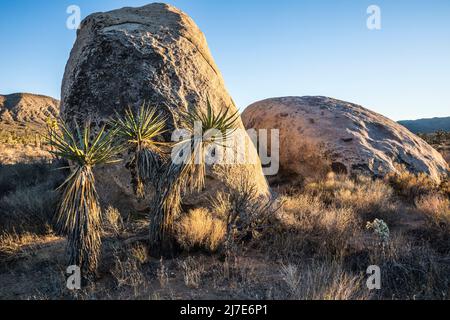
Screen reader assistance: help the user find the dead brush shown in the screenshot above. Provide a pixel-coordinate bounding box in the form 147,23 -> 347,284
177,256 -> 205,289
210,174 -> 280,256
416,193 -> 450,228
103,206 -> 124,237
110,245 -> 147,297
415,193 -> 450,253
369,236 -> 450,299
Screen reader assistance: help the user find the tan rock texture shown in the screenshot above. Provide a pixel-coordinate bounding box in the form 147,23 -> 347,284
61,3 -> 269,213
242,96 -> 449,184
0,93 -> 59,124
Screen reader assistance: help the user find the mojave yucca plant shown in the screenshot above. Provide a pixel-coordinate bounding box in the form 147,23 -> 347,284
112,105 -> 168,198
149,99 -> 239,253
47,120 -> 120,275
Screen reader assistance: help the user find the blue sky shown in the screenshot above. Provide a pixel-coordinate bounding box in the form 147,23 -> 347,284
0,0 -> 449,120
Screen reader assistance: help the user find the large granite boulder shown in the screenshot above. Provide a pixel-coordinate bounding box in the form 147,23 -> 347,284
60,3 -> 268,213
242,96 -> 448,185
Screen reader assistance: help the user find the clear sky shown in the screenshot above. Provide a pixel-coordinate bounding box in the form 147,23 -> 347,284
0,0 -> 449,120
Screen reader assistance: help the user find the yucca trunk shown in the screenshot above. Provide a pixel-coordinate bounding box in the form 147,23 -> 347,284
149,143 -> 205,256
130,144 -> 145,199
56,165 -> 102,275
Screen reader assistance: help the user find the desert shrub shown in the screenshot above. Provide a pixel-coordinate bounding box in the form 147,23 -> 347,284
103,206 -> 124,236
306,173 -> 395,216
369,237 -> 450,299
280,260 -> 368,300
366,219 -> 390,245
415,194 -> 450,253
110,246 -> 147,297
211,176 -> 279,255
416,194 -> 450,228
175,208 -> 226,252
387,168 -> 438,200
0,161 -> 63,197
0,181 -> 59,234
265,193 -> 359,259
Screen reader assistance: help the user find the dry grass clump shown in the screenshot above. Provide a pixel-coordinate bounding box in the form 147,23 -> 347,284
0,183 -> 58,233
0,232 -> 47,260
175,208 -> 226,252
270,193 -> 359,259
386,168 -> 439,200
280,260 -> 368,300
306,173 -> 395,216
103,206 -> 124,237
415,193 -> 450,253
416,194 -> 450,228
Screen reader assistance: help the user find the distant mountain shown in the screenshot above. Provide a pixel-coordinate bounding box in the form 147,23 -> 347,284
398,117 -> 450,134
0,93 -> 59,125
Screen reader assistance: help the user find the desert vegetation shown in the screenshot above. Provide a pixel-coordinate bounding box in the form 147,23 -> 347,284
1,152 -> 449,299
0,104 -> 449,300
419,131 -> 450,165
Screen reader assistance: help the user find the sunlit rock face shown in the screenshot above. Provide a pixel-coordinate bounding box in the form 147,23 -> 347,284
242,96 -> 449,186
61,3 -> 269,213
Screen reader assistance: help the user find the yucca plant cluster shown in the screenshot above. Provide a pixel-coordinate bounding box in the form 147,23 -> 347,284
149,100 -> 239,253
48,99 -> 239,276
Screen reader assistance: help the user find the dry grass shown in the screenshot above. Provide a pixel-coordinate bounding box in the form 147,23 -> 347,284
416,194 -> 450,228
0,231 -> 58,260
110,246 -> 147,298
0,157 -> 449,300
387,167 -> 439,200
280,260 -> 368,300
306,173 -> 396,219
175,208 -> 226,252
178,257 -> 205,289
103,206 -> 124,237
0,161 -> 64,234
267,193 -> 359,259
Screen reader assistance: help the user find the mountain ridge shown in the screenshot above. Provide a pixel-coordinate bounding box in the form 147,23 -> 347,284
0,92 -> 59,125
399,116 -> 450,134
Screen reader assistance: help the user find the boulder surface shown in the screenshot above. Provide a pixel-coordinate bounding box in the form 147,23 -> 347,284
61,3 -> 269,212
242,96 -> 448,184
